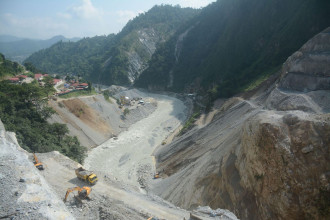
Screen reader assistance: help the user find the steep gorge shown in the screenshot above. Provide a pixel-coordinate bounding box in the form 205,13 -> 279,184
152,28 -> 330,219
136,0 -> 330,97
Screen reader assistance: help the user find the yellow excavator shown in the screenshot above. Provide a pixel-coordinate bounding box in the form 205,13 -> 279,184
153,172 -> 160,179
33,153 -> 44,170
64,186 -> 92,202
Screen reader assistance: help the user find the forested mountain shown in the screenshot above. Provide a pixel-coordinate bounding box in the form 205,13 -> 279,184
135,0 -> 330,98
26,36 -> 113,79
25,5 -> 199,85
0,35 -> 80,63
0,53 -> 24,78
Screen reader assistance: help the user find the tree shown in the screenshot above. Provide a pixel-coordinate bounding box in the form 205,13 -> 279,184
42,75 -> 55,97
24,62 -> 39,73
123,108 -> 130,116
87,81 -> 92,92
0,81 -> 86,162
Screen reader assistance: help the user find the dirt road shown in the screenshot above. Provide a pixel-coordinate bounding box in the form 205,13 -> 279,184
38,151 -> 189,219
84,92 -> 187,189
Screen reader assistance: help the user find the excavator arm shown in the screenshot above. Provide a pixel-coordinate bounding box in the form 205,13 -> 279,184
64,186 -> 91,202
33,153 -> 39,164
33,153 -> 44,170
64,187 -> 81,202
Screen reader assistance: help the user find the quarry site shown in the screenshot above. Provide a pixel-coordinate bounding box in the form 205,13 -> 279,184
0,86 -> 238,220
0,27 -> 329,220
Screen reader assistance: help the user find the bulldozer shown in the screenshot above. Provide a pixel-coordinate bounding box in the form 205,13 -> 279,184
64,186 -> 92,202
33,153 -> 44,170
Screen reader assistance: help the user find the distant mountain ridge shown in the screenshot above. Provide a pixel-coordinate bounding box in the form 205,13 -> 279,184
25,5 -> 200,85
0,35 -> 81,63
0,35 -> 25,43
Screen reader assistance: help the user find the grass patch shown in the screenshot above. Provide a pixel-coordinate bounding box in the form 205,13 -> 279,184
59,89 -> 96,99
242,65 -> 281,92
179,111 -> 201,135
102,90 -> 113,103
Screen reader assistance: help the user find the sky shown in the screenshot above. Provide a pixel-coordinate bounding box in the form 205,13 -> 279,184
0,0 -> 215,39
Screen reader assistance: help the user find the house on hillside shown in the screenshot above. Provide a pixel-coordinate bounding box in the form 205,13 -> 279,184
8,77 -> 20,84
17,75 -> 27,79
76,83 -> 88,89
70,83 -> 79,89
53,78 -> 62,86
34,73 -> 49,81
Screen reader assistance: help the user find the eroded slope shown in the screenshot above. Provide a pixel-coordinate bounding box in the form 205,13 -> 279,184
152,28 -> 330,219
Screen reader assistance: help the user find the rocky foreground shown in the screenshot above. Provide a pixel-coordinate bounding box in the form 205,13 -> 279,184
152,28 -> 330,219
0,120 -> 74,220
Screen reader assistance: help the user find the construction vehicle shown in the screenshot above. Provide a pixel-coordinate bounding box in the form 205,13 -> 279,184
33,153 -> 44,170
75,167 -> 98,185
153,172 -> 160,179
64,186 -> 91,202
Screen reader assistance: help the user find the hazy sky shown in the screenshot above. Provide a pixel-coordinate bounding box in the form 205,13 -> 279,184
0,0 -> 215,39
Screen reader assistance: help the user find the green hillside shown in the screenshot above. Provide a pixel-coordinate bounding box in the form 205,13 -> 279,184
135,0 -> 330,98
0,53 -> 24,78
25,35 -> 113,79
25,5 -> 199,86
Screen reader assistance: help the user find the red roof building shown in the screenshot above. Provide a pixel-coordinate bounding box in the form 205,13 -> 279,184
53,79 -> 62,84
76,83 -> 89,89
71,83 -> 79,88
34,74 -> 43,80
9,77 -> 19,81
34,73 -> 49,80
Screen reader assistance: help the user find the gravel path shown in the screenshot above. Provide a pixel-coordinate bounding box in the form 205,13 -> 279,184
84,91 -> 187,190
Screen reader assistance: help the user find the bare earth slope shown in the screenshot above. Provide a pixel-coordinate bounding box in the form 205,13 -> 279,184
48,89 -> 156,148
152,28 -> 330,219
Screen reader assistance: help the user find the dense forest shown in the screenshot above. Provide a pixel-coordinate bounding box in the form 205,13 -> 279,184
135,0 -> 330,98
25,5 -> 199,85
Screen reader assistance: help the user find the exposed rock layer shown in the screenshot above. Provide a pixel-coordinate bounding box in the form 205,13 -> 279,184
153,28 -> 330,219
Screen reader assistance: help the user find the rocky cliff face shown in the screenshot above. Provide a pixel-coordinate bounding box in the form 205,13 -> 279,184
152,28 -> 330,219
125,28 -> 162,83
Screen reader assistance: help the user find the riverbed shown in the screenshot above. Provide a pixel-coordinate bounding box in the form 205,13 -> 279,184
84,91 -> 187,189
